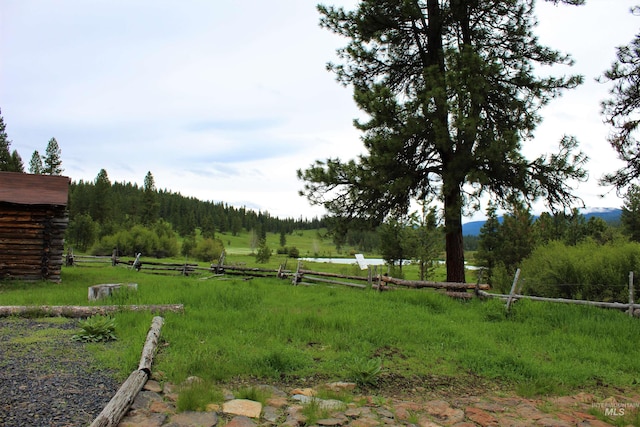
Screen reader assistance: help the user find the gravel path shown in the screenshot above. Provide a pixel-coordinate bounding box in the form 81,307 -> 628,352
0,318 -> 121,427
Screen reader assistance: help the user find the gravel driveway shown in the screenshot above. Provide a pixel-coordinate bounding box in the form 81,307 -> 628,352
0,317 -> 120,427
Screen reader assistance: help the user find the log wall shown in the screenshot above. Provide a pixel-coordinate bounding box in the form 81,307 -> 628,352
0,203 -> 68,282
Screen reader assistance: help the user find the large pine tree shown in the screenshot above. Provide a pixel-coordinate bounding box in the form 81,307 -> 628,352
299,0 -> 588,282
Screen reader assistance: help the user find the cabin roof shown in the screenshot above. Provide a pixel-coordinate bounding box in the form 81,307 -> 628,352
0,172 -> 70,206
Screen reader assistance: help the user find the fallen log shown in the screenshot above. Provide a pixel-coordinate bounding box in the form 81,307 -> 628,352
90,316 -> 164,427
379,276 -> 490,290
0,304 -> 184,318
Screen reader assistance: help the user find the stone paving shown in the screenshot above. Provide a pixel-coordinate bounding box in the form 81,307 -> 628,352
117,377 -> 639,427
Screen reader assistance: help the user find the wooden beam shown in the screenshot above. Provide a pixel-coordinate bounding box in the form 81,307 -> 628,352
0,304 -> 184,318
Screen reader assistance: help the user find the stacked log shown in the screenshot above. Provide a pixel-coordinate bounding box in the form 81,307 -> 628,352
0,204 -> 68,282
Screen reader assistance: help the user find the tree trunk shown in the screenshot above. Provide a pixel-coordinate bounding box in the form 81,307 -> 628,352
443,184 -> 466,283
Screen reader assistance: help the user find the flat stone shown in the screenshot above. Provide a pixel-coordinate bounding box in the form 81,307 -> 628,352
423,400 -> 465,425
149,400 -> 175,414
473,402 -> 506,413
325,382 -> 357,392
291,387 -> 316,396
465,407 -> 499,426
143,379 -> 163,393
535,418 -> 571,427
223,399 -> 262,418
226,415 -> 257,427
130,391 -> 163,410
317,418 -> 345,426
167,411 -> 218,427
262,406 -> 280,423
352,417 -> 386,427
119,412 -> 167,427
418,419 -> 444,427
266,396 -> 289,408
515,403 -> 546,420
257,384 -> 287,397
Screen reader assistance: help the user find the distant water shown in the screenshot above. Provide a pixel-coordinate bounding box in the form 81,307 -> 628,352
300,257 -> 388,265
300,257 -> 481,270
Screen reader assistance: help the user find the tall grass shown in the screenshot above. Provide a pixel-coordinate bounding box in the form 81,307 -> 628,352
1,264 -> 639,396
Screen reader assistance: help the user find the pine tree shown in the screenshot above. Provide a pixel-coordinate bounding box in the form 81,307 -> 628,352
43,137 -> 63,175
8,150 -> 24,172
299,0 -> 587,282
621,184 -> 640,242
600,7 -> 640,189
0,108 -> 13,171
141,171 -> 159,226
29,150 -> 43,174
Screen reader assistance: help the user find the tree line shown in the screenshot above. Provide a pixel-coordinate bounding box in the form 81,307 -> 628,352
64,168 -> 326,256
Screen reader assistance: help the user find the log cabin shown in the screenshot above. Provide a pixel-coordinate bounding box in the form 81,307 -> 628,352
0,172 -> 70,282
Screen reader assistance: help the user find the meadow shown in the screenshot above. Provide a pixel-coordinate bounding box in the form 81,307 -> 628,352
0,254 -> 638,401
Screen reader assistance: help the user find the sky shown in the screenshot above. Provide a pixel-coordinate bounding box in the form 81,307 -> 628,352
1,0 -> 638,223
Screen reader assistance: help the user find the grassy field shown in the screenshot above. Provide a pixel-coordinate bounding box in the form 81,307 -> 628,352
1,262 -> 638,402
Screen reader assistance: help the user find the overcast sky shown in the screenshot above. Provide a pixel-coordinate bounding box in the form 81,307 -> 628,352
1,1 -> 637,222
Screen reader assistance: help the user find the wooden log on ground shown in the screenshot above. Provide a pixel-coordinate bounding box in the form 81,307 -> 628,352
0,304 -> 184,318
90,316 -> 164,427
379,275 -> 490,290
89,369 -> 147,427
138,316 -> 164,371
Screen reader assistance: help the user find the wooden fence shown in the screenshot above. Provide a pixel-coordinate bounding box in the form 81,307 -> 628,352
481,268 -> 640,317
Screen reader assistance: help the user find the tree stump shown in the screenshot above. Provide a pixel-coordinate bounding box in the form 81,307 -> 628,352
88,283 -> 138,301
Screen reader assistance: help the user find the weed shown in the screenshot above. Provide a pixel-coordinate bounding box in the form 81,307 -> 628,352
72,315 -> 117,343
177,380 -> 224,412
301,398 -> 331,425
235,386 -> 270,404
348,357 -> 382,387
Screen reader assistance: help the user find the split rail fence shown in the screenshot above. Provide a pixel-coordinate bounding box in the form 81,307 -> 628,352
66,252 -> 639,317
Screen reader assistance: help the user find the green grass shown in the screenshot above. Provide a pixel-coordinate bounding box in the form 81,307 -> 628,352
1,264 -> 639,398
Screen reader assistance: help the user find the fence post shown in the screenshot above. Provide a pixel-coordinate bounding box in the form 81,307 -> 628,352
506,268 -> 521,313
629,271 -> 635,317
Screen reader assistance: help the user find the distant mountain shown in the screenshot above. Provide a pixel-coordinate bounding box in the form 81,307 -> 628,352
462,207 -> 622,236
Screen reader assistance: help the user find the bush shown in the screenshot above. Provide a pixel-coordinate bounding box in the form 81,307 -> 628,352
255,241 -> 272,263
288,246 -> 300,258
520,241 -> 640,301
90,224 -> 179,258
192,238 -> 225,262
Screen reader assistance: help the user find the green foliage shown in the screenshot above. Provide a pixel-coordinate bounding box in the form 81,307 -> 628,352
255,240 -> 272,263
621,184 -> 640,242
176,380 -> 224,412
300,1 -> 587,283
5,262 -> 640,396
521,240 -> 640,301
347,357 -> 382,387
92,224 -> 179,258
42,137 -> 63,175
66,213 -> 98,251
600,11 -> 640,190
72,315 -> 117,343
191,238 -> 224,262
288,246 -> 300,258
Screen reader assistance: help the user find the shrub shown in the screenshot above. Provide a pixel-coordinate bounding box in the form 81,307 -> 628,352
255,241 -> 272,263
520,241 -> 640,301
288,246 -> 300,258
192,238 -> 225,262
